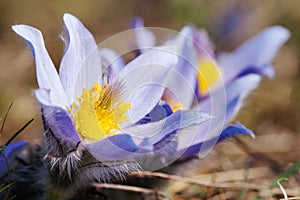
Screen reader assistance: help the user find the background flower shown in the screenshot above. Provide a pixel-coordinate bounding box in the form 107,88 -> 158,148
131,19 -> 290,158
0,141 -> 28,178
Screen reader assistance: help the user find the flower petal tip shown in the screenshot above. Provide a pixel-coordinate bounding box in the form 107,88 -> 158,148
12,24 -> 40,39
250,132 -> 256,139
268,25 -> 291,41
131,17 -> 144,28
219,122 -> 255,141
63,13 -> 79,24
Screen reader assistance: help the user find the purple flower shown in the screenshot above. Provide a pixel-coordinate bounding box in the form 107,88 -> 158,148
132,19 -> 290,157
12,13 -> 211,193
131,17 -> 156,53
0,141 -> 28,178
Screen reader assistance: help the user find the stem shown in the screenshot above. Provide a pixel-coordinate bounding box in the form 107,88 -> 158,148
2,118 -> 34,151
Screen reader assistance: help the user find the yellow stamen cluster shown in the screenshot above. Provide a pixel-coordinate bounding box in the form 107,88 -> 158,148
162,58 -> 221,111
162,89 -> 183,112
170,103 -> 182,112
198,57 -> 221,94
68,82 -> 130,141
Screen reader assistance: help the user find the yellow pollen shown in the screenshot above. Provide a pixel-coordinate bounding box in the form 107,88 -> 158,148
197,57 -> 221,94
162,89 -> 183,112
170,103 -> 182,112
68,82 -> 130,140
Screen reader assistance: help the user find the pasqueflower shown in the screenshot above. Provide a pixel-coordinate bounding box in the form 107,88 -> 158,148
131,18 -> 290,157
0,141 -> 28,178
12,14 -> 212,197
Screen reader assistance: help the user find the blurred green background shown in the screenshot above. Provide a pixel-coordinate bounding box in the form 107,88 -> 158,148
0,0 -> 300,198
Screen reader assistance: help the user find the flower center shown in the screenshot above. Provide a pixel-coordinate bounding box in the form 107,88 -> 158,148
162,89 -> 183,112
197,57 -> 221,94
68,82 -> 130,141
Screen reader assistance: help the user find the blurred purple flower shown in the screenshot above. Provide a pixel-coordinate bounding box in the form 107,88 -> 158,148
12,13 -> 212,193
0,141 -> 28,178
132,19 -> 290,157
131,17 -> 156,53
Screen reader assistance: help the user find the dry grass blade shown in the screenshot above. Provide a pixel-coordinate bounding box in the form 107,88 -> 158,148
131,171 -> 264,190
92,183 -> 169,199
1,118 -> 33,152
278,178 -> 300,200
0,102 -> 13,134
278,178 -> 289,200
130,171 -> 300,197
